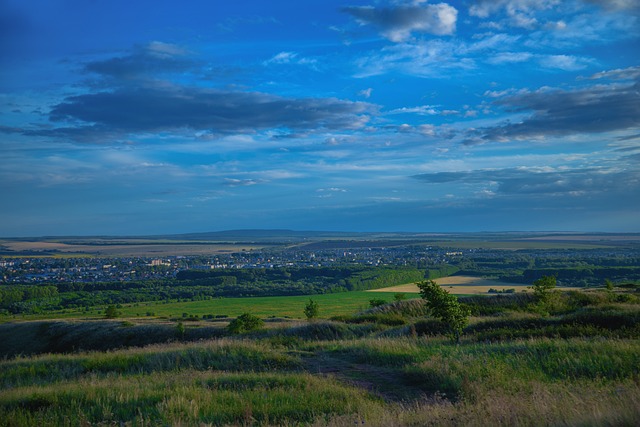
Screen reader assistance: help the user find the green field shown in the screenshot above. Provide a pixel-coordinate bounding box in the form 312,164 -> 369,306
122,291 -> 422,319
0,291 -> 421,323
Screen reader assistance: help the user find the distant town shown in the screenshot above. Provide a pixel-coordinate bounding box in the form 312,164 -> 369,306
3,235 -> 639,287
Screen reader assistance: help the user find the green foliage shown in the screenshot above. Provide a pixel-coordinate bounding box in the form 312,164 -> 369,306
303,298 -> 319,320
531,275 -> 557,299
175,321 -> 185,339
227,313 -> 264,334
104,305 -> 120,319
605,279 -> 614,291
369,298 -> 386,308
426,264 -> 460,279
394,293 -> 406,301
417,280 -> 470,342
336,313 -> 407,326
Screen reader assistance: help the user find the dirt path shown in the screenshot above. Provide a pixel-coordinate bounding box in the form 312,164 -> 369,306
301,351 -> 429,403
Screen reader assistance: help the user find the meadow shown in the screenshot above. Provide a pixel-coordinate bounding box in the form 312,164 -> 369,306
1,284 -> 639,426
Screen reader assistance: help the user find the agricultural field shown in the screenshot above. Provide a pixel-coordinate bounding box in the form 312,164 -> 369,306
0,238 -> 272,257
370,275 -> 530,294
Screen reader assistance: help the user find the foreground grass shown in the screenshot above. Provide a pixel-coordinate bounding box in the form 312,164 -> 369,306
2,289 -> 640,426
1,336 -> 638,426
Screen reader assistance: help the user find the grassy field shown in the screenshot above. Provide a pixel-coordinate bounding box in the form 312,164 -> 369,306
0,291 -> 420,323
0,239 -> 274,257
120,292 -> 422,319
1,287 -> 639,426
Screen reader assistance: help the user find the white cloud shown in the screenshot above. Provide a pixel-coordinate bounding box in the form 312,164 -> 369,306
584,66 -> 640,80
358,88 -> 373,98
263,51 -> 318,67
487,51 -> 533,64
469,0 -> 561,28
386,105 -> 439,115
538,54 -> 593,70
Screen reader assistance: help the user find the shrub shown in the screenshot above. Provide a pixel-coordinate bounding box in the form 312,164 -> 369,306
417,280 -> 470,342
104,305 -> 120,319
369,299 -> 386,308
228,313 -> 264,334
176,321 -> 185,339
304,298 -> 319,320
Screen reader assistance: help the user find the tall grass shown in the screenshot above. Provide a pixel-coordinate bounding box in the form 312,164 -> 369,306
0,370 -> 383,426
0,339 -> 300,389
2,289 -> 640,426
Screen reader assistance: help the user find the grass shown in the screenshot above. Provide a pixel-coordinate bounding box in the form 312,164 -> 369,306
1,335 -> 638,426
2,291 -> 422,323
1,288 -> 639,426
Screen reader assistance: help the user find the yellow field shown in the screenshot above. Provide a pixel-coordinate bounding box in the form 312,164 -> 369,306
0,240 -> 270,257
369,275 -> 530,295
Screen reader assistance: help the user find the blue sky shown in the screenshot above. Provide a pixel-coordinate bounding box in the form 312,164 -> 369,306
1,0 -> 639,236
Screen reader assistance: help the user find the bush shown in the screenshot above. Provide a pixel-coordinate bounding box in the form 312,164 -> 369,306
228,313 -> 264,334
417,280 -> 470,342
304,298 -> 319,320
104,305 -> 120,319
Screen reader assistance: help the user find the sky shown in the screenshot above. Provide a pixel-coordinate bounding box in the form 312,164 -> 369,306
1,0 -> 639,236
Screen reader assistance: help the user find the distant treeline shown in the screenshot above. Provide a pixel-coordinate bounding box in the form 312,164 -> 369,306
0,266 -> 426,314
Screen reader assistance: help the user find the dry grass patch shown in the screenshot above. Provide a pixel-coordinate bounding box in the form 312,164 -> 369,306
370,276 -> 528,294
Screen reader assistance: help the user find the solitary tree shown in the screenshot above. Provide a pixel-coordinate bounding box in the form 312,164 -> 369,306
104,305 -> 119,319
304,298 -> 319,320
531,275 -> 556,300
417,280 -> 470,342
176,321 -> 186,340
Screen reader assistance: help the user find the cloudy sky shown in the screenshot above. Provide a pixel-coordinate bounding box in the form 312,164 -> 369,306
1,0 -> 639,236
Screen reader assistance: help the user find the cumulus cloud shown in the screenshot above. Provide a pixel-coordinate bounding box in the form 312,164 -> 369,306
471,77 -> 640,142
343,3 -> 458,42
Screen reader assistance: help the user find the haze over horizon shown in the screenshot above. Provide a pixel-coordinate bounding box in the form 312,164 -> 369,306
1,1 -> 639,236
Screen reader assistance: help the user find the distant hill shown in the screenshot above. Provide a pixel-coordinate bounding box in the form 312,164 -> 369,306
159,229 -> 358,242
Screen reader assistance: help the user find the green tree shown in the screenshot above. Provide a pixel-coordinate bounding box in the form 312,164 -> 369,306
304,298 -> 319,320
104,305 -> 119,319
176,321 -> 186,340
604,279 -> 614,291
227,313 -> 264,334
417,280 -> 470,342
531,275 -> 556,300
529,275 -> 563,315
